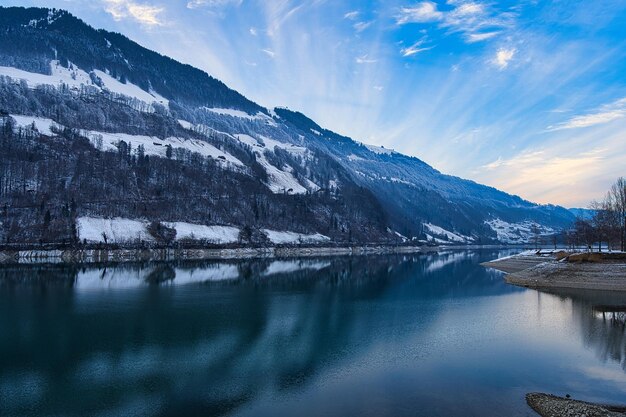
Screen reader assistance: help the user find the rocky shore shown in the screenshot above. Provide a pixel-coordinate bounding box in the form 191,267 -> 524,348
0,244 -> 449,265
526,393 -> 626,417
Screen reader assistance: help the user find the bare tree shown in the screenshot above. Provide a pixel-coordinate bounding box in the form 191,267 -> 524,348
581,178 -> 626,253
608,177 -> 626,251
573,219 -> 594,251
531,223 -> 540,250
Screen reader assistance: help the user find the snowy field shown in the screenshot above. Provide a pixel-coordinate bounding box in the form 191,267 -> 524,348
77,217 -> 154,244
236,134 -> 319,194
9,115 -> 59,136
0,60 -> 167,107
9,114 -> 244,168
9,114 -> 325,192
262,229 -> 330,244
164,222 -> 240,243
423,223 -> 474,243
84,130 -> 244,166
76,216 -> 329,246
485,218 -> 555,244
77,217 -> 239,244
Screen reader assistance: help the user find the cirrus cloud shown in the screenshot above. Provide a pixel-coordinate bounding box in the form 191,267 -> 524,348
187,0 -> 243,9
401,39 -> 435,57
547,97 -> 626,131
396,1 -> 516,44
396,1 -> 443,24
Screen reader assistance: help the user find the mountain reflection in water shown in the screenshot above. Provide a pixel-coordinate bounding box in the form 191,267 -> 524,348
0,250 -> 624,417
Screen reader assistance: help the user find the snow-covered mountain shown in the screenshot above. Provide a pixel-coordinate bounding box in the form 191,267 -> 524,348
0,7 -> 575,246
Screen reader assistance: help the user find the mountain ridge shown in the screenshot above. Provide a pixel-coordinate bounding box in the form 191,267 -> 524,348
0,6 -> 575,246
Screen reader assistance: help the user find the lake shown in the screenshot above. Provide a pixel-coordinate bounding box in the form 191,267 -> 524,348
0,249 -> 625,416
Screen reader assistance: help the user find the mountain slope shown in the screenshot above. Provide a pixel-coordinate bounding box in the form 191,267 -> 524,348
0,7 -> 575,246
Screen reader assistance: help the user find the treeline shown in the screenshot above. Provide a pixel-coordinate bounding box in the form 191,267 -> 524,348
570,177 -> 626,251
0,115 -> 389,246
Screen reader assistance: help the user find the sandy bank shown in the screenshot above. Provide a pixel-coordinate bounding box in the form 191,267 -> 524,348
507,261 -> 626,291
483,251 -> 626,292
481,254 -> 548,273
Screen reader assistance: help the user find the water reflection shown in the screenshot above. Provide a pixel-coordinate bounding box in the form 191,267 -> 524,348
0,250 -> 624,417
536,288 -> 626,371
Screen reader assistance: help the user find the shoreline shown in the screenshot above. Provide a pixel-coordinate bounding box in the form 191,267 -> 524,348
526,393 -> 626,417
0,244 -> 514,265
482,250 -> 626,293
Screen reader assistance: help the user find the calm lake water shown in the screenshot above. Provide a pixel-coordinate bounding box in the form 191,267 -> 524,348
0,249 -> 625,417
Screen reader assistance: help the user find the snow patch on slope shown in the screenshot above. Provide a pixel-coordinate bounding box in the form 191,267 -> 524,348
164,222 -> 239,243
9,115 -> 59,136
9,115 -> 243,167
263,229 -> 331,244
77,217 -> 240,244
177,119 -> 193,130
387,228 -> 408,242
77,217 -> 331,246
0,61 -> 167,107
485,218 -> 555,244
85,131 -> 244,167
92,69 -> 168,106
424,223 -> 473,243
203,107 -> 265,120
77,217 -> 154,244
204,107 -> 277,126
0,61 -> 90,89
365,144 -> 395,155
258,135 -> 311,159
236,134 -> 318,194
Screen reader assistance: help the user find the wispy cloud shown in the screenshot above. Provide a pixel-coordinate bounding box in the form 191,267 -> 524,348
262,48 -> 276,58
396,1 -> 515,44
400,40 -> 434,57
265,3 -> 304,37
547,97 -> 626,131
353,21 -> 372,32
187,0 -> 242,9
396,1 -> 442,24
493,47 -> 516,69
356,54 -> 377,64
344,10 -> 360,20
103,0 -> 164,26
466,31 -> 499,43
80,0 -> 625,207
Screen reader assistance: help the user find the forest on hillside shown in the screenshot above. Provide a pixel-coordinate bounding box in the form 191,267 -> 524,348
0,111 -> 390,247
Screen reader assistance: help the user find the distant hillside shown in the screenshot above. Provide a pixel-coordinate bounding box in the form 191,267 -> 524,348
0,7 -> 575,246
568,208 -> 595,221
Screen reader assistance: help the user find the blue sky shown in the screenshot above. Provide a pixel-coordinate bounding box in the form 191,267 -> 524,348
4,0 -> 626,207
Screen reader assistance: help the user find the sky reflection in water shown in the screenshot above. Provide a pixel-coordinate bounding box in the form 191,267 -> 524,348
0,249 -> 624,417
